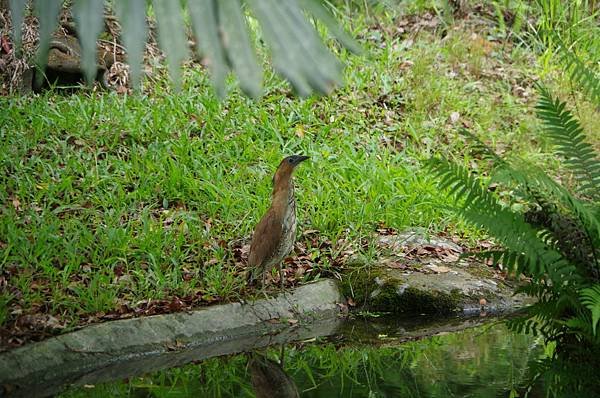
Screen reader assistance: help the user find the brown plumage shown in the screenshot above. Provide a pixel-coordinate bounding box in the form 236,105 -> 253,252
248,155 -> 309,290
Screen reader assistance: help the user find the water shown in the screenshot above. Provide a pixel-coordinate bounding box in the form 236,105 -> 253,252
59,316 -> 543,398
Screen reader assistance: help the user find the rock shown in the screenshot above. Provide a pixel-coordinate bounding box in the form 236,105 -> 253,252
0,280 -> 345,398
342,229 -> 533,316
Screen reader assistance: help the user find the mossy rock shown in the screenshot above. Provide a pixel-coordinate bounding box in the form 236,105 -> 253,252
341,267 -> 463,315
341,257 -> 532,316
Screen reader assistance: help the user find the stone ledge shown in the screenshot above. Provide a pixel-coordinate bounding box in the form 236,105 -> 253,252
0,280 -> 345,398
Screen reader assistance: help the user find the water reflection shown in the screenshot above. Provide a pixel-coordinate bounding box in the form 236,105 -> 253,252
248,348 -> 299,398
60,319 -> 542,397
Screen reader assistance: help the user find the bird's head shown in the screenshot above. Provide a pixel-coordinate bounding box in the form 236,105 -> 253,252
273,154 -> 309,187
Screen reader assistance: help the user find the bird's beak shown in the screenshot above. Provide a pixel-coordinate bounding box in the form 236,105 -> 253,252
295,155 -> 309,164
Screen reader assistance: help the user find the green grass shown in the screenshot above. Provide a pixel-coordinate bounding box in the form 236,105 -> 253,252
1,2 -> 598,337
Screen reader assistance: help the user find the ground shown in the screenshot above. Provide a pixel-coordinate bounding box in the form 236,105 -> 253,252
0,2 -> 598,349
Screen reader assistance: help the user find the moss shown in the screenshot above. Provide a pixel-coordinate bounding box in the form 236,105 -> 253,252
341,267 -> 463,315
340,265 -> 386,307
369,284 -> 463,315
464,263 -> 495,279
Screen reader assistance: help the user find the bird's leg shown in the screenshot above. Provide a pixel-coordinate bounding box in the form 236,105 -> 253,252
279,262 -> 285,293
260,272 -> 269,299
279,344 -> 286,368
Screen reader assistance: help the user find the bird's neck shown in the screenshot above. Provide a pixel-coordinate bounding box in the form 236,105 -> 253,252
271,177 -> 294,211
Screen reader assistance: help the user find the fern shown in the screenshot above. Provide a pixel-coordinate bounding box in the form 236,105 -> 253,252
458,129 -> 507,168
555,35 -> 600,106
429,157 -> 571,276
536,85 -> 600,200
580,285 -> 600,335
429,49 -> 600,391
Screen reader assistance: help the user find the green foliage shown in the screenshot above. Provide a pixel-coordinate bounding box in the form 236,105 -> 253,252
555,36 -> 600,104
580,285 -> 600,336
8,0 -> 360,96
429,47 -> 600,395
536,87 -> 600,199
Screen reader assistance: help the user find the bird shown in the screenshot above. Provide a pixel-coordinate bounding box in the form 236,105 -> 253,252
248,155 -> 309,292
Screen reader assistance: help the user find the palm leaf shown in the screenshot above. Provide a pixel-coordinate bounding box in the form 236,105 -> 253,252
152,0 -> 188,91
8,0 -> 26,56
218,0 -> 262,97
115,0 -> 147,90
188,0 -> 228,97
252,0 -> 344,95
33,0 -> 62,78
73,0 -> 105,85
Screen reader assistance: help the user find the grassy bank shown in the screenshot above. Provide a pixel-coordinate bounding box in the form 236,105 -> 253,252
1,2 -> 598,347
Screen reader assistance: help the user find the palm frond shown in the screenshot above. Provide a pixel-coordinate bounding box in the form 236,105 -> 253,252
536,85 -> 600,200
11,0 -> 360,96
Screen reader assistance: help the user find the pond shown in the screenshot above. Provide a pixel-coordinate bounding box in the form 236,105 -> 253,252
59,315 -> 543,398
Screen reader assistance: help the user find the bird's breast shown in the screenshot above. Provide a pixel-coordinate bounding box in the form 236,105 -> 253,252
279,198 -> 297,257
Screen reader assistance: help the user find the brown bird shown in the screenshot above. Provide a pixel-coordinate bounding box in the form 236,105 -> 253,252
248,155 -> 309,291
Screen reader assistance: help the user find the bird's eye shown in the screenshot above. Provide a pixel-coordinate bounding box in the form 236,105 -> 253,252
288,158 -> 294,163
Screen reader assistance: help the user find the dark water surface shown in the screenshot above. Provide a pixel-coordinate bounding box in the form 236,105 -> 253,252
60,316 -> 543,397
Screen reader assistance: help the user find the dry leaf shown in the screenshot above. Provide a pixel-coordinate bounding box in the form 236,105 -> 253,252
450,111 -> 460,124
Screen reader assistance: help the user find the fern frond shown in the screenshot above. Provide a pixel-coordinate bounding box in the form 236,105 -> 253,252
493,163 -> 600,249
554,36 -> 600,106
429,157 -> 572,277
580,284 -> 600,335
536,85 -> 600,200
458,129 -> 507,168
460,206 -> 569,276
468,250 -> 523,271
428,157 -> 497,210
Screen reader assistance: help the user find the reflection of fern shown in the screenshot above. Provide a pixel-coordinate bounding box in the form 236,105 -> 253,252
536,85 -> 600,200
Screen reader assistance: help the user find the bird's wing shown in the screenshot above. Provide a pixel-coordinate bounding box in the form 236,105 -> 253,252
248,209 -> 283,268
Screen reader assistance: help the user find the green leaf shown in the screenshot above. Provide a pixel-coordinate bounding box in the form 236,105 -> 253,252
279,0 -> 342,93
580,285 -> 600,335
34,0 -> 62,72
188,0 -> 228,97
152,0 -> 188,91
73,0 -> 105,85
9,0 -> 26,55
554,34 -> 600,106
248,0 -> 312,96
115,0 -> 147,90
536,84 -> 600,200
217,0 -> 262,97
298,0 -> 361,54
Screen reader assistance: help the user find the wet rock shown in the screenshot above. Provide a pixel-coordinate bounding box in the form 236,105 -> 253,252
342,229 -> 533,316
